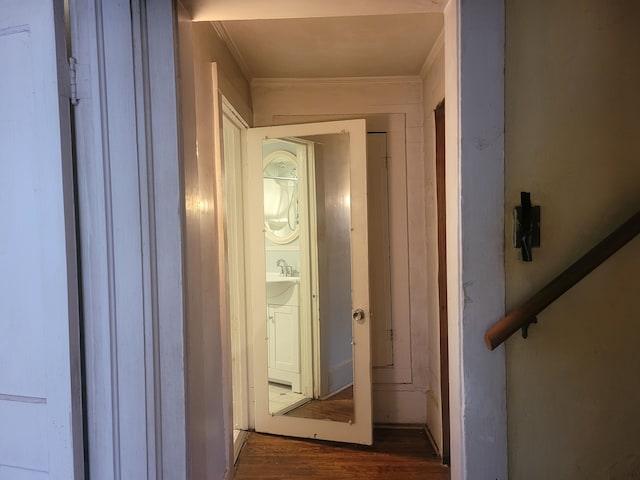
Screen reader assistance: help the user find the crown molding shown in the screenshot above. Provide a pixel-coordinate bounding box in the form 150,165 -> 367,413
210,21 -> 253,82
251,75 -> 422,88
420,28 -> 444,79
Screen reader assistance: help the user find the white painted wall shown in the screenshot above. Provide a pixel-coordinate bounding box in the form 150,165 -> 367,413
505,1 -> 640,478
252,77 -> 430,423
177,9 -> 253,479
421,39 -> 446,453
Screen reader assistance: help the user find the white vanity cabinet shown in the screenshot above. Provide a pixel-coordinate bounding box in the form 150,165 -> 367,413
266,280 -> 301,392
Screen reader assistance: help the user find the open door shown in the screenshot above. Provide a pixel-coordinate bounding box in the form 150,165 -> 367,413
435,100 -> 450,463
0,0 -> 83,478
246,119 -> 372,445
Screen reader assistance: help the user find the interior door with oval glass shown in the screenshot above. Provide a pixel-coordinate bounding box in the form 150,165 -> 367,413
246,119 -> 372,445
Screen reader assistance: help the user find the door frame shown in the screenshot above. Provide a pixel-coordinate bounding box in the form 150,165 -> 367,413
69,1 -> 508,478
444,1 -> 507,478
70,0 -> 187,477
261,137 -> 320,399
221,96 -> 251,456
434,99 -> 450,464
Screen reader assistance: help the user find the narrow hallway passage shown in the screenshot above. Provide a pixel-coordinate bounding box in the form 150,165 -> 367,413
234,428 -> 450,479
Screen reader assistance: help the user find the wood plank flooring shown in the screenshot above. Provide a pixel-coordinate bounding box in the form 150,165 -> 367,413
233,428 -> 450,479
284,386 -> 354,423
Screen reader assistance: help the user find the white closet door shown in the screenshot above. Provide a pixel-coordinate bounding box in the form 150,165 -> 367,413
0,1 -> 82,478
247,119 -> 372,445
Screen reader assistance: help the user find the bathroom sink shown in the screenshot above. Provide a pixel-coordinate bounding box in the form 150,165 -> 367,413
265,273 -> 300,303
266,272 -> 300,284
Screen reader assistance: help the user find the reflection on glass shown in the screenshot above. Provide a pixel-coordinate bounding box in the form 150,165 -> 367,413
263,151 -> 299,244
263,134 -> 354,423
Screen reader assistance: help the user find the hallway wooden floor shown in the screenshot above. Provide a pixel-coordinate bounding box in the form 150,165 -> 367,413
285,386 -> 354,423
233,428 -> 450,480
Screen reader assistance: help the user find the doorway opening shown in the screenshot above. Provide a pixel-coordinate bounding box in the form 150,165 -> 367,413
179,2 -> 452,471
221,115 -> 375,453
67,1 -> 508,477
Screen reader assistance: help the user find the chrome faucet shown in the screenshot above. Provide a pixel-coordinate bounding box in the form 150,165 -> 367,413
276,258 -> 289,276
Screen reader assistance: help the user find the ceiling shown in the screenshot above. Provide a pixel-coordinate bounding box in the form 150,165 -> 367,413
217,14 -> 443,79
183,0 -> 447,21
181,0 -> 445,80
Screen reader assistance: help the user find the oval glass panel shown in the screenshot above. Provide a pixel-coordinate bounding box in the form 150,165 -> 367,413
263,150 -> 299,244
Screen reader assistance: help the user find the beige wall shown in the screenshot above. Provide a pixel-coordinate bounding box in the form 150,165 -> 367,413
252,78 -> 430,423
421,43 -> 446,453
191,22 -> 252,124
506,1 -> 640,478
177,7 -> 253,478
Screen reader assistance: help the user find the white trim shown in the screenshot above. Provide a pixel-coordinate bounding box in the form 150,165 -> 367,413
222,95 -> 250,128
295,140 -> 318,399
251,75 -> 422,88
232,429 -> 249,463
444,5 -> 462,475
420,29 -> 444,79
222,99 -> 251,433
138,3 -> 188,477
212,65 -> 236,478
71,0 -> 186,478
306,144 -> 321,399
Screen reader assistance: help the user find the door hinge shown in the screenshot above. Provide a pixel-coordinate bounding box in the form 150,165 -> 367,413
68,57 -> 79,106
388,329 -> 394,341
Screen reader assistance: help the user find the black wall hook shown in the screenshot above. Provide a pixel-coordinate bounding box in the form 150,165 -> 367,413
514,192 -> 541,262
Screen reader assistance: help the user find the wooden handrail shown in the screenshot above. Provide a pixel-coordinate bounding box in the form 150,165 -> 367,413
485,209 -> 640,351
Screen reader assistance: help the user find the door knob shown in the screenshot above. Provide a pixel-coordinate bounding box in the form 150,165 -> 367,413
352,308 -> 365,324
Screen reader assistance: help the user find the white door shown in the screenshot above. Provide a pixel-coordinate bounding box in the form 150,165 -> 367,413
0,1 -> 83,478
246,119 -> 372,445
